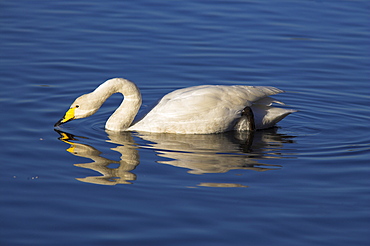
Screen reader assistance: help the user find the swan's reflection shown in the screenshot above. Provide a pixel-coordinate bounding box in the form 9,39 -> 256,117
56,130 -> 139,185
56,129 -> 295,186
139,130 -> 292,175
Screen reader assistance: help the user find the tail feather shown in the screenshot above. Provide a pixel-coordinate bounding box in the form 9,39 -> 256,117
251,104 -> 297,129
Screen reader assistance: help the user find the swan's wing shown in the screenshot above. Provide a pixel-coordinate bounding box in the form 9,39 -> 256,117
150,86 -> 240,119
254,96 -> 286,106
132,85 -> 284,133
153,85 -> 284,117
162,85 -> 283,104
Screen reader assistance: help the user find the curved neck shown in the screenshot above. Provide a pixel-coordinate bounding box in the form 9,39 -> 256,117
92,78 -> 142,131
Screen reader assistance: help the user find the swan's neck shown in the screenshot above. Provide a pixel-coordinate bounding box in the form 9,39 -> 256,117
92,78 -> 142,131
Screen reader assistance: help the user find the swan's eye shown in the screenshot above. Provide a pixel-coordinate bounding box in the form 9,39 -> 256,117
75,105 -> 79,108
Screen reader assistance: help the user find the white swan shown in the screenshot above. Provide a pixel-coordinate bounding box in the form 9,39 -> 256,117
55,78 -> 296,134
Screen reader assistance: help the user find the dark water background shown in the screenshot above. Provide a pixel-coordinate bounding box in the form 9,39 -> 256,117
1,1 -> 369,245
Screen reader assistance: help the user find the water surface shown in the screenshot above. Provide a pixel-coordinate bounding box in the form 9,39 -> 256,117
1,1 -> 369,245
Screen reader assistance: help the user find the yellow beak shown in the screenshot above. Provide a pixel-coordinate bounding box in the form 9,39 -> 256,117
54,107 -> 76,127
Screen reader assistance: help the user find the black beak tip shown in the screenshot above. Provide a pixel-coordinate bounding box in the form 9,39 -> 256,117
54,119 -> 63,127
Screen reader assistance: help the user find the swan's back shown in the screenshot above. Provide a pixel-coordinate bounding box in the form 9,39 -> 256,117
129,85 -> 290,134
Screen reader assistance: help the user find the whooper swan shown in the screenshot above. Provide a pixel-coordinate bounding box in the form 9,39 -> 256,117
55,78 -> 295,134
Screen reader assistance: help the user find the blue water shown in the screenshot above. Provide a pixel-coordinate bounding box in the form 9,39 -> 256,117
1,1 -> 370,245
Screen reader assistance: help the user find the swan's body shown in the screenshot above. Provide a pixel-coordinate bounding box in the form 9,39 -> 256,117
55,78 -> 295,134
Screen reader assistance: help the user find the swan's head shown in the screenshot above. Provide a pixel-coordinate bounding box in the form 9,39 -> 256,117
54,93 -> 100,127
